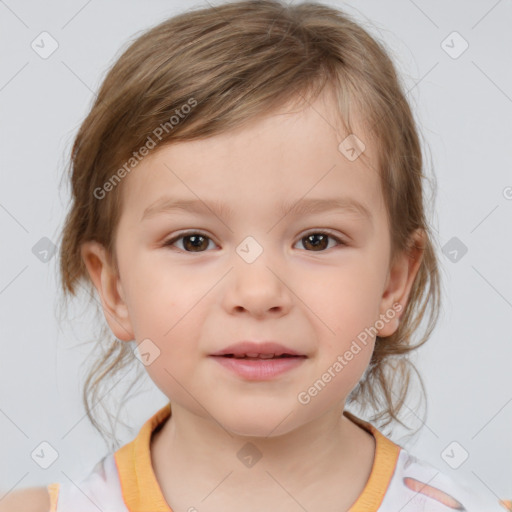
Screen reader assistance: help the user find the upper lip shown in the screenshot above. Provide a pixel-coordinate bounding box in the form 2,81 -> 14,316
210,341 -> 306,357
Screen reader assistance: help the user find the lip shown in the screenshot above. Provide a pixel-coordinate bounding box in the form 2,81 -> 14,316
210,355 -> 306,380
209,340 -> 304,357
209,340 -> 307,381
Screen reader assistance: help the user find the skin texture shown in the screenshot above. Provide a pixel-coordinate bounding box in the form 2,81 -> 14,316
82,89 -> 424,511
0,487 -> 50,512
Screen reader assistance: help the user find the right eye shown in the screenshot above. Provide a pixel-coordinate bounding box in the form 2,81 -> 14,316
162,232 -> 217,252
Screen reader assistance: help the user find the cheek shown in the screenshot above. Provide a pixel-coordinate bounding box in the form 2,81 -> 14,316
298,263 -> 383,335
133,306 -> 205,404
121,257 -> 188,336
295,265 -> 379,388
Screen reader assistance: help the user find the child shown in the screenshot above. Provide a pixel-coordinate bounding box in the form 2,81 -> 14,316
11,0 -> 511,510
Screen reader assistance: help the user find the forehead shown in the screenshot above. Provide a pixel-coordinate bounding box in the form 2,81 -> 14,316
119,90 -> 384,223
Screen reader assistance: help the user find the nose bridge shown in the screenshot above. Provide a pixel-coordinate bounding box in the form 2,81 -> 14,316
223,233 -> 292,315
234,233 -> 281,286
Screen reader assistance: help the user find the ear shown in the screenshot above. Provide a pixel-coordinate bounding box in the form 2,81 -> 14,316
80,241 -> 135,342
377,228 -> 425,337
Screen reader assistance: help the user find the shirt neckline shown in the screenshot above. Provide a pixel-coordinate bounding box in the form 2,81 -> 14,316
114,402 -> 401,512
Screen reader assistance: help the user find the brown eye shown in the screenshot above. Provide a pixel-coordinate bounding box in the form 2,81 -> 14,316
164,233 -> 215,252
297,232 -> 345,251
182,234 -> 210,252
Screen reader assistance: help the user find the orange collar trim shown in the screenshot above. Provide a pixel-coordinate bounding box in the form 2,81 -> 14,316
344,410 -> 401,511
115,403 -> 401,512
115,403 -> 173,512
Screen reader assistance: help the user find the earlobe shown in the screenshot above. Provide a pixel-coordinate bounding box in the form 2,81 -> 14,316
377,229 -> 425,338
80,241 -> 134,342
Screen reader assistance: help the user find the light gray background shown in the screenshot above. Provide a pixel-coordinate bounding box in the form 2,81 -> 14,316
1,0 -> 511,504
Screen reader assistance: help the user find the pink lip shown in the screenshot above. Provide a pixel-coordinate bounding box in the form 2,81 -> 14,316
210,340 -> 304,357
209,340 -> 307,380
210,355 -> 306,380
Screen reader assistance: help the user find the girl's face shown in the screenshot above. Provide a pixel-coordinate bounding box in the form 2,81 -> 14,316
84,90 -> 422,437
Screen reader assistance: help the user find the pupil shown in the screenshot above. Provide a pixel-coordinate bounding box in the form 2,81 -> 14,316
184,235 -> 207,251
305,233 -> 327,251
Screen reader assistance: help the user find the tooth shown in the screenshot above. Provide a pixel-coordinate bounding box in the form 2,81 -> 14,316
245,353 -> 260,358
258,353 -> 275,359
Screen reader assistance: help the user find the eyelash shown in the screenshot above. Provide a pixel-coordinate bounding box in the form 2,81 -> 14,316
162,230 -> 347,253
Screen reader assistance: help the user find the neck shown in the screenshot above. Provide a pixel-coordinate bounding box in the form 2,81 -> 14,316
151,402 -> 376,511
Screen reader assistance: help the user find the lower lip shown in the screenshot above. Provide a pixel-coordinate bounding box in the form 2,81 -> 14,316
210,356 -> 306,380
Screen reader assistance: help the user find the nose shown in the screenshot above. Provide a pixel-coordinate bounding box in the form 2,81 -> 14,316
221,249 -> 293,319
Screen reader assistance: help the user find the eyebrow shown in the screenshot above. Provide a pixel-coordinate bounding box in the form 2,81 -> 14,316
141,196 -> 373,224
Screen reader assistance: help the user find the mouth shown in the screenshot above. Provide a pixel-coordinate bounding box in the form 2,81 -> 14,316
216,353 -> 306,360
209,343 -> 307,380
210,340 -> 307,359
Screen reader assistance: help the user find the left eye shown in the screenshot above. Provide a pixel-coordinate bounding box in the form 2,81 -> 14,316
163,231 -> 345,253
294,232 -> 345,251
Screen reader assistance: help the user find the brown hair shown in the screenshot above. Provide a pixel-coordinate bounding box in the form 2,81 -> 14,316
56,0 -> 441,450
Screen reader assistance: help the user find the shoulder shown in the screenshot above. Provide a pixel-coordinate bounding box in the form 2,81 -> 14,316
379,448 -> 510,511
0,486 -> 50,512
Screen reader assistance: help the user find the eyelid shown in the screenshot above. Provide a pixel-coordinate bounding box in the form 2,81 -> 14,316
163,230 -> 219,249
299,228 -> 347,245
